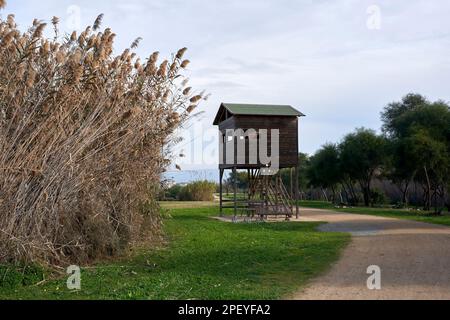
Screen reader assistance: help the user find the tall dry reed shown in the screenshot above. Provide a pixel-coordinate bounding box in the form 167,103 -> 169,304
0,8 -> 203,267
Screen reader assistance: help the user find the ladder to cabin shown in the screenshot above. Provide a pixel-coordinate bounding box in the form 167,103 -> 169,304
268,176 -> 294,217
248,169 -> 294,220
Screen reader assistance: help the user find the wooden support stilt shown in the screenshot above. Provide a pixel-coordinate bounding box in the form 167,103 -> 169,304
290,168 -> 294,197
219,169 -> 224,217
290,168 -> 294,213
233,167 -> 237,218
247,169 -> 251,201
295,166 -> 299,219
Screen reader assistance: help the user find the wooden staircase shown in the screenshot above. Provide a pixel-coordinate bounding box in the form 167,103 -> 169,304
248,169 -> 294,220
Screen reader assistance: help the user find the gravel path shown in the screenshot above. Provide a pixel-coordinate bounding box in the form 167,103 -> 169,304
291,208 -> 450,300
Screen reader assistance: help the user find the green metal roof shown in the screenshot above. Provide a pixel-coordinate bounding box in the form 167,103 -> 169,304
213,103 -> 305,125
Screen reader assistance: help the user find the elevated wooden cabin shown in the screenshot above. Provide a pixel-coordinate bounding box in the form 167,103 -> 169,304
213,103 -> 305,220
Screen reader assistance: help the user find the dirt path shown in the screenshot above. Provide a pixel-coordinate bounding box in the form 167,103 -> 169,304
291,208 -> 450,300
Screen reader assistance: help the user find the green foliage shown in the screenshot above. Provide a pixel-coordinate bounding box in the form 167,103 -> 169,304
383,94 -> 449,144
301,93 -> 449,211
165,185 -> 183,200
370,188 -> 387,206
381,93 -> 450,211
339,128 -> 387,206
384,138 -> 418,184
0,265 -> 45,289
226,171 -> 249,190
339,128 -> 386,183
178,181 -> 217,201
297,201 -> 334,209
303,130 -> 387,206
307,144 -> 341,189
381,93 -> 429,137
280,153 -> 311,191
408,130 -> 448,174
297,153 -> 311,190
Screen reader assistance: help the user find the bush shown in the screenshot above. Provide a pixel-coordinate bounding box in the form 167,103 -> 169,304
167,185 -> 183,200
178,181 -> 216,201
370,188 -> 387,206
0,8 -> 203,266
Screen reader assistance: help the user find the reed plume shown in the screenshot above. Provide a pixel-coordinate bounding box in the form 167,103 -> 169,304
0,10 -> 204,267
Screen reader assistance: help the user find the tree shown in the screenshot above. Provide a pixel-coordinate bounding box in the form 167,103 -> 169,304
226,171 -> 249,191
280,153 -> 310,196
307,144 -> 342,202
339,128 -> 386,206
381,93 -> 428,137
381,94 -> 450,212
384,138 -> 418,206
381,94 -> 429,207
407,131 -> 448,212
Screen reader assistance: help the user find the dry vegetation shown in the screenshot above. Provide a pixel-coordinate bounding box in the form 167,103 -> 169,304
0,4 -> 204,267
177,181 -> 217,202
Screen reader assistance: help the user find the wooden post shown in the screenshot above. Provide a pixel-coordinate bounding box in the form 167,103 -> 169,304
295,166 -> 299,219
247,169 -> 251,201
290,168 -> 294,214
264,175 -> 268,217
233,167 -> 237,218
219,168 -> 224,217
290,168 -> 294,197
275,174 -> 279,214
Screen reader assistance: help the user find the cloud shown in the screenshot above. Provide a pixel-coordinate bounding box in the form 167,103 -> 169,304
205,80 -> 246,89
6,0 -> 450,168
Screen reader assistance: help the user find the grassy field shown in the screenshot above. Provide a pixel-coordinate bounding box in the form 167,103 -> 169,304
160,201 -> 217,209
0,202 -> 349,300
300,201 -> 450,227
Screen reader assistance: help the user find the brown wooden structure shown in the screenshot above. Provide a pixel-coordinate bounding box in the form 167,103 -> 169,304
213,103 -> 305,220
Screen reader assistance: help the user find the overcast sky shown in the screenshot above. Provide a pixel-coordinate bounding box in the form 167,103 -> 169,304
5,0 -> 450,171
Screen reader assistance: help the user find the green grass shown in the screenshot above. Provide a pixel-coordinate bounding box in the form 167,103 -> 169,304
159,201 -> 217,209
300,200 -> 450,227
0,203 -> 349,300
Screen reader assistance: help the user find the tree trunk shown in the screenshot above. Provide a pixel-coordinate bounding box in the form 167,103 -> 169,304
359,180 -> 370,207
341,184 -> 349,204
321,188 -> 329,202
331,186 -> 336,204
345,180 -> 358,206
400,181 -> 410,207
423,166 -> 431,211
433,184 -> 445,215
444,187 -> 450,213
432,188 -> 439,215
363,187 -> 370,207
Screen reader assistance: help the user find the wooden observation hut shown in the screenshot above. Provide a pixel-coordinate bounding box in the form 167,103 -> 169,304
213,103 -> 305,220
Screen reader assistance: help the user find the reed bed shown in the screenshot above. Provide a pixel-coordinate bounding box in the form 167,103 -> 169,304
0,6 -> 203,267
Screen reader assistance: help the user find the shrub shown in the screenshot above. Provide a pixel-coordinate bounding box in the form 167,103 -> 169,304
0,7 -> 203,266
178,181 -> 216,201
371,188 -> 387,206
165,185 -> 183,200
